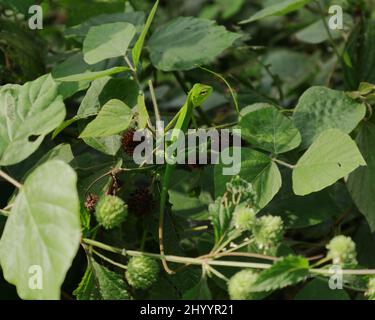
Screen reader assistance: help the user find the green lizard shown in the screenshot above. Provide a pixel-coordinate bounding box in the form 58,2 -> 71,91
159,83 -> 213,273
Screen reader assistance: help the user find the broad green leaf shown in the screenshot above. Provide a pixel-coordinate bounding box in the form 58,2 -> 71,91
54,66 -> 129,82
239,104 -> 301,154
52,52 -> 93,98
261,49 -> 316,95
347,123 -> 375,231
214,148 -> 281,208
73,266 -> 100,300
65,12 -> 145,41
0,74 -> 66,166
79,99 -> 132,138
90,261 -> 129,300
0,160 -> 81,300
78,78 -> 139,117
83,22 -> 136,65
293,86 -> 366,148
183,278 -> 212,300
266,169 -> 340,228
76,78 -> 138,155
148,17 -> 240,71
132,0 -> 159,68
295,19 -> 342,44
169,169 -> 213,220
240,0 -> 312,24
295,279 -> 349,300
293,129 -> 366,196
250,256 -> 310,292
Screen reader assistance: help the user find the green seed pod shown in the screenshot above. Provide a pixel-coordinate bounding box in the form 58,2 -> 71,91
326,235 -> 357,267
228,269 -> 260,300
253,215 -> 284,252
233,207 -> 256,231
126,256 -> 160,290
95,195 -> 127,230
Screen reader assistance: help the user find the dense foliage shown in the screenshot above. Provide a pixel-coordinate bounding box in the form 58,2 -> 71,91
1,0 -> 375,300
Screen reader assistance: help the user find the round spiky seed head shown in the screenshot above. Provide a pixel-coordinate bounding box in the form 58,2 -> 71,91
326,235 -> 357,267
228,269 -> 260,300
253,215 -> 284,251
233,207 -> 256,231
95,195 -> 127,230
126,256 -> 160,290
366,278 -> 375,300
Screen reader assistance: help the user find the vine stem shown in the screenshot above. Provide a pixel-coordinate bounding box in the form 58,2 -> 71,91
0,170 -> 22,189
91,249 -> 128,270
82,238 -> 271,270
83,238 -> 375,276
272,158 -> 296,169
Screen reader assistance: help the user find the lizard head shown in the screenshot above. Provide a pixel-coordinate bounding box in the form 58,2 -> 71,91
190,84 -> 213,107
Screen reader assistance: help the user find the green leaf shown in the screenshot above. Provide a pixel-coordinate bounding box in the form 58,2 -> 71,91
266,169 -> 340,228
347,123 -> 375,231
293,86 -> 366,148
91,261 -> 129,300
51,52 -> 93,99
73,266 -> 100,300
83,22 -> 136,65
136,93 -> 150,130
76,78 -> 138,155
214,148 -> 282,208
0,74 -> 66,166
183,278 -> 212,300
132,0 -> 159,68
0,160 -> 81,300
239,104 -> 301,154
79,99 -> 133,138
293,129 -> 366,196
295,19 -> 342,44
261,49 -> 316,95
251,256 -> 310,292
148,17 -> 240,71
295,279 -> 349,300
240,0 -> 313,24
65,12 -> 145,41
54,66 -> 129,82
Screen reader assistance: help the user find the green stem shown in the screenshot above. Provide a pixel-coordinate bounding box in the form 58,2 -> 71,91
272,158 -> 296,169
0,170 -> 22,189
82,238 -> 271,269
92,249 -> 128,270
82,238 -> 375,276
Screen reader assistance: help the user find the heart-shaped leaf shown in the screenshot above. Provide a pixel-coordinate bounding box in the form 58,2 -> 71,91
0,74 -> 66,166
0,160 -> 81,300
